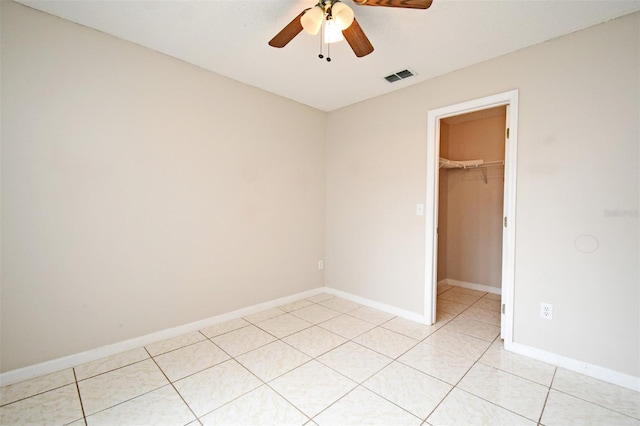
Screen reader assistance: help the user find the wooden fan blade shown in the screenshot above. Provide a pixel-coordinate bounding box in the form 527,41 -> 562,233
342,18 -> 374,58
268,10 -> 306,48
352,0 -> 433,9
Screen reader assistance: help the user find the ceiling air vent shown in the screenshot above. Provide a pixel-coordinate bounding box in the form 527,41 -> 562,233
384,69 -> 415,83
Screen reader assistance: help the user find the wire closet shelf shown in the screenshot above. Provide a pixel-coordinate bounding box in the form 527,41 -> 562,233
439,157 -> 504,185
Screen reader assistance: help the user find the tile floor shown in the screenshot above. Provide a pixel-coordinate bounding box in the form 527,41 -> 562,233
1,287 -> 639,425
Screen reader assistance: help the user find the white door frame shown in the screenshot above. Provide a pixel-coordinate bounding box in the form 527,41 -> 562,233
424,89 -> 519,346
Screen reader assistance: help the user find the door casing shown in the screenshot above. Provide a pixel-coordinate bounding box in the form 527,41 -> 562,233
424,90 -> 519,346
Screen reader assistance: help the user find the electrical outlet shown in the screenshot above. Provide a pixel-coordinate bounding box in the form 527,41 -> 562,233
318,260 -> 324,270
540,303 -> 553,320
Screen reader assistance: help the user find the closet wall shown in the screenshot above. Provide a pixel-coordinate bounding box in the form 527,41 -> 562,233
438,107 -> 506,291
437,123 -> 450,283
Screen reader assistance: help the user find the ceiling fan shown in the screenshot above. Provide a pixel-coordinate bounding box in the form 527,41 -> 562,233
269,0 -> 433,59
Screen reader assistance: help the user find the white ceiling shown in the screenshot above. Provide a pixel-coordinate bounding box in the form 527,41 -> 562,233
17,0 -> 640,111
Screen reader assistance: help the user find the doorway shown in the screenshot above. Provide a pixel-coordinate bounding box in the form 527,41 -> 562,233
437,106 -> 506,329
424,90 -> 518,346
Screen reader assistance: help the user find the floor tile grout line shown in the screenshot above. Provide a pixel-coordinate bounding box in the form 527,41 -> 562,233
358,382 -> 429,423
208,323 -> 328,419
147,339 -> 209,359
458,298 -> 502,316
208,325 -> 279,358
225,306 -> 434,423
0,378 -> 78,408
316,320 -> 376,341
332,326 -> 420,361
76,351 -> 171,421
318,297 -> 560,422
293,298 -> 479,384
168,351 -> 256,422
434,297 -> 503,342
537,367 -> 557,425
144,332 -> 209,358
421,311 -> 501,423
444,386 -> 538,424
256,306 -> 389,347
73,356 -> 152,383
205,307 -> 362,360
307,383 -> 357,422
422,384 -> 456,423
144,347 -> 203,426
262,356 -> 318,384
453,357 -> 542,423
258,321 -> 338,419
202,322 -> 254,340
192,361 -> 268,422
155,346 -> 232,383
344,310 -> 398,327
245,298 -> 354,334
287,334 -> 349,359
548,386 -> 640,421
398,287 -> 502,423
446,335 -> 550,425
261,381 -> 312,424
197,329 -> 209,341
251,319 -> 316,341
260,366 -> 318,422
474,358 -> 554,389
80,382 -> 170,421
277,330 -> 346,359
393,358 -> 456,389
300,319 -> 451,422
72,368 -> 87,426
202,330 -> 319,423
476,334 -> 630,411
242,310 -> 288,325
395,326 -> 498,386
310,383 -> 423,424
474,356 -> 553,389
313,347 -> 393,386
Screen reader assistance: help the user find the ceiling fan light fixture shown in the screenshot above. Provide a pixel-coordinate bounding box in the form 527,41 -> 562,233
324,18 -> 344,43
301,6 -> 324,35
331,2 -> 355,30
270,0 -> 432,58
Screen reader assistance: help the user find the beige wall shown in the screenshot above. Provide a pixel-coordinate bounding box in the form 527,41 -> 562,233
326,12 -> 639,377
441,113 -> 506,288
2,1 -> 639,381
1,2 -> 326,372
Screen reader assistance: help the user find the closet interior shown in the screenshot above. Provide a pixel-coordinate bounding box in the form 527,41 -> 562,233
437,106 -> 507,300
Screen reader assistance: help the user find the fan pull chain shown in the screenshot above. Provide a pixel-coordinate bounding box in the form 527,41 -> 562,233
317,18 -> 331,62
318,22 -> 324,60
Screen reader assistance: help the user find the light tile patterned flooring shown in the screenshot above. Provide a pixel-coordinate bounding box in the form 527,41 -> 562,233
2,286 -> 639,425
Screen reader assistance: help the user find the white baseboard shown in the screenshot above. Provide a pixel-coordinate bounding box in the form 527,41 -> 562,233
325,287 -> 429,324
506,341 -> 640,392
442,278 -> 502,295
0,287 -> 325,387
5,285 -> 638,394
443,281 -> 639,391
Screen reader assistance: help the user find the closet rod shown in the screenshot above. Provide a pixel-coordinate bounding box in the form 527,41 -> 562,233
439,157 -> 504,170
